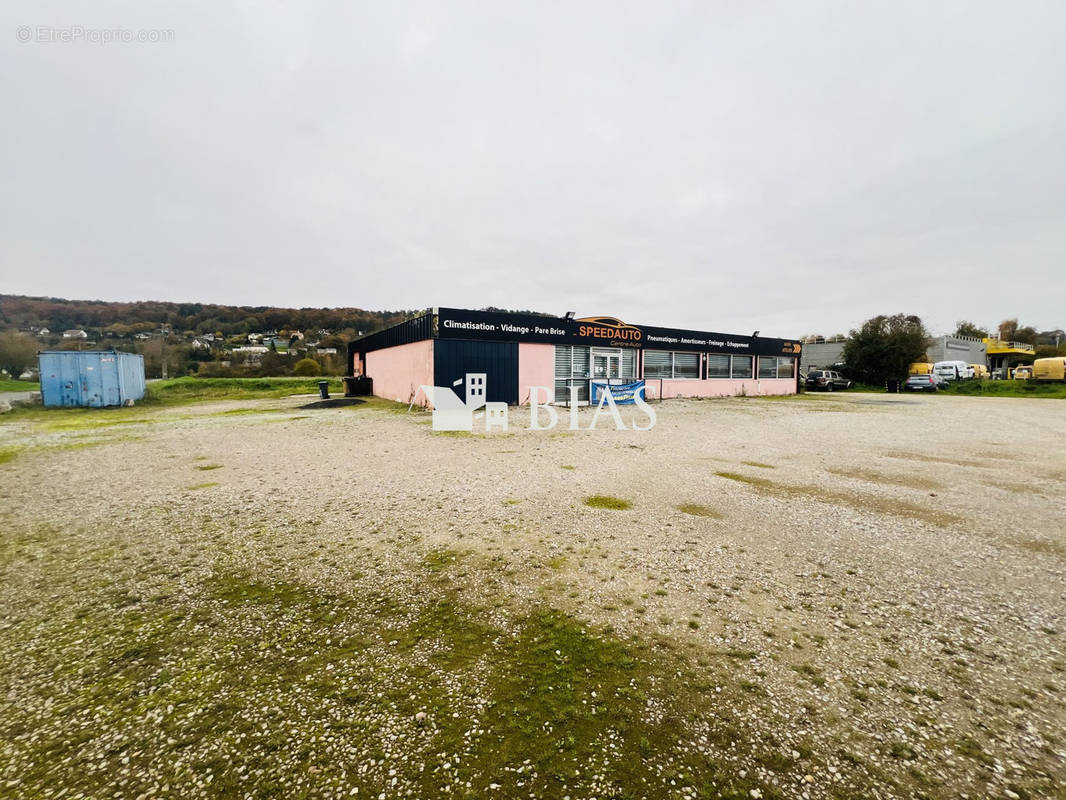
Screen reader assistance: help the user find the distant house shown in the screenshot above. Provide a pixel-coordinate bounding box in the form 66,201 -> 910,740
134,332 -> 152,340
191,338 -> 212,350
63,329 -> 88,339
315,347 -> 338,355
233,345 -> 269,364
37,328 -> 50,337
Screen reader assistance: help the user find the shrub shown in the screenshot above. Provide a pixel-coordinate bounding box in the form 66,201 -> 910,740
293,358 -> 321,377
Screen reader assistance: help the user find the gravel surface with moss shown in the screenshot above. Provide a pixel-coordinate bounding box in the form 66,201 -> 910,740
1,392 -> 1064,799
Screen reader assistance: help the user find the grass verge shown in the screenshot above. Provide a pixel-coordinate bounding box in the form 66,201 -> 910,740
0,379 -> 39,392
941,380 -> 1066,399
146,377 -> 345,404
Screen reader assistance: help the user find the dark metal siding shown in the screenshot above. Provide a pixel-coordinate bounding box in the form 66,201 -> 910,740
433,340 -> 518,405
347,313 -> 435,374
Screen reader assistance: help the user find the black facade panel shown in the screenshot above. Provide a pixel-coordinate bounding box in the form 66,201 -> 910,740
433,340 -> 519,405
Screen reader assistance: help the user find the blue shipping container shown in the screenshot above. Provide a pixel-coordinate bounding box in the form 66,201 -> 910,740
38,350 -> 147,408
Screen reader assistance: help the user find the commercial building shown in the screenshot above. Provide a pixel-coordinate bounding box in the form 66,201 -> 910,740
38,350 -> 146,408
801,337 -> 993,377
347,307 -> 802,405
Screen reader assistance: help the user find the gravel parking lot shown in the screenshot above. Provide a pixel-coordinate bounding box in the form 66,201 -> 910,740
1,392 -> 1064,799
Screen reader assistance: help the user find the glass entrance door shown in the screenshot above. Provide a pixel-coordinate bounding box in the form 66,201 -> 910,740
592,351 -> 620,380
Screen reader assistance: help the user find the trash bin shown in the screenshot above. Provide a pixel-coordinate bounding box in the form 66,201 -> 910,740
887,380 -> 899,393
343,377 -> 357,397
318,381 -> 330,399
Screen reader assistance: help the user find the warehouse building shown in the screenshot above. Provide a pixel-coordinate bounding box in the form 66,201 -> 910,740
348,307 -> 802,405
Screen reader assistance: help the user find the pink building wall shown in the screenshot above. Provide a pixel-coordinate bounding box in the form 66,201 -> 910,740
365,339 -> 434,405
644,378 -> 796,399
518,343 -> 555,405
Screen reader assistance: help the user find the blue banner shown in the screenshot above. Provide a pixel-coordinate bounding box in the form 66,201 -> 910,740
591,380 -> 645,405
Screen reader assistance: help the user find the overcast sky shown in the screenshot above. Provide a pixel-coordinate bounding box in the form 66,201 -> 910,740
2,1 -> 1064,338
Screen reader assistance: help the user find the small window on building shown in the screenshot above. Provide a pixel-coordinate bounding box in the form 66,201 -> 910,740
758,356 -> 795,379
644,350 -> 699,379
707,354 -> 730,379
731,355 -> 754,379
674,352 -> 699,379
643,350 -> 673,379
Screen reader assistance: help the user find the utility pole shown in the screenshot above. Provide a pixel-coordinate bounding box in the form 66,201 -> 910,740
160,325 -> 170,379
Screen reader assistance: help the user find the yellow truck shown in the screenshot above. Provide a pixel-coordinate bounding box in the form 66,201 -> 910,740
1033,357 -> 1066,382
969,364 -> 989,379
1012,365 -> 1033,380
908,362 -> 934,376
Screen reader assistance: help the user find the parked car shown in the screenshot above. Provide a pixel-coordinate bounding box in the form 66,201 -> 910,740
969,364 -> 989,379
1012,365 -> 1033,380
933,360 -> 974,381
904,374 -> 947,392
1033,357 -> 1066,382
908,362 -> 934,375
804,370 -> 852,391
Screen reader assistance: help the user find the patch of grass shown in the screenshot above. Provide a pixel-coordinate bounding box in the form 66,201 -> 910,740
146,377 -> 345,404
888,741 -> 917,760
715,471 -> 959,527
422,547 -> 462,573
827,466 -> 942,491
185,482 -> 219,490
0,445 -> 21,464
214,407 -> 291,416
547,555 -> 568,570
677,503 -> 723,518
195,463 -> 223,471
790,663 -> 826,687
942,380 -> 1066,399
715,471 -> 767,486
882,450 -> 986,468
584,495 -> 632,510
560,464 -> 576,470
955,736 -> 994,766
431,430 -> 471,437
0,379 -> 40,392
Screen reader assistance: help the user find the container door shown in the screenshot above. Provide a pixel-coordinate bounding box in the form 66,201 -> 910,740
100,355 -> 120,406
83,358 -> 104,407
60,355 -> 81,406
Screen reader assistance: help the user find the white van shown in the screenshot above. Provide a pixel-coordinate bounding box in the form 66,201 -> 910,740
933,360 -> 973,381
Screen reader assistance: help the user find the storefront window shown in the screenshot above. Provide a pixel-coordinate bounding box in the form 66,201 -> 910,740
707,354 -> 730,378
644,350 -> 698,379
758,356 -> 795,379
731,355 -> 754,379
644,350 -> 673,379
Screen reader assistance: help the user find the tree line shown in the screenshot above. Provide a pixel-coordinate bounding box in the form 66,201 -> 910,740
0,294 -> 421,338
